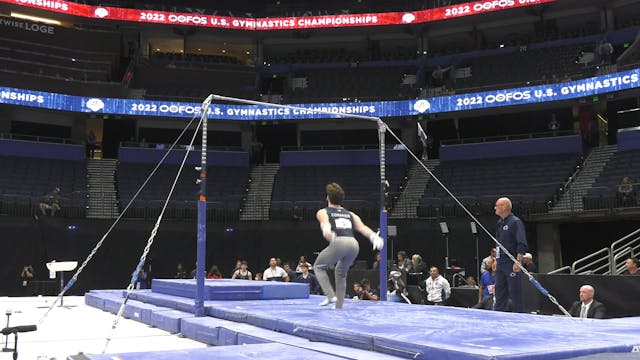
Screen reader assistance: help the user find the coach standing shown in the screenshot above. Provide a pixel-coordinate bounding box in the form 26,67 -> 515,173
494,197 -> 528,313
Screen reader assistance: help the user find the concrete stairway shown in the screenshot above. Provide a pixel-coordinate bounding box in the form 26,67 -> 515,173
240,163 -> 280,220
390,159 -> 439,219
550,145 -> 618,213
86,159 -> 120,219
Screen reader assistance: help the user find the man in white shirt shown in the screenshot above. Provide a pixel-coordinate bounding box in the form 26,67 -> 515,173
568,285 -> 606,319
263,258 -> 289,282
421,266 -> 451,305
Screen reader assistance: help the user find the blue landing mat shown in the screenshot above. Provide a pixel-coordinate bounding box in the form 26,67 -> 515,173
86,289 -> 640,360
72,343 -> 346,360
201,299 -> 640,360
152,279 -> 309,300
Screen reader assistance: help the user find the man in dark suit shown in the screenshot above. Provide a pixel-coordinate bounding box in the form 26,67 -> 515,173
568,285 -> 606,319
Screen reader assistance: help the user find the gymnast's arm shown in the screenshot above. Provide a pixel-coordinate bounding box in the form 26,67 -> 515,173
316,209 -> 335,242
351,212 -> 376,238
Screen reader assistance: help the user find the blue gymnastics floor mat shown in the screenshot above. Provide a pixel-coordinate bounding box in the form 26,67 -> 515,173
152,279 -> 309,300
73,343 -> 347,360
86,280 -> 640,360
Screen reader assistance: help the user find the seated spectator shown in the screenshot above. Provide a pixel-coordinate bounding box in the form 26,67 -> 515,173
20,265 -> 35,295
568,285 -> 606,319
232,260 -> 252,280
358,278 -> 379,301
296,256 -> 313,272
480,248 -> 497,274
263,258 -> 289,282
372,251 -> 381,270
351,281 -> 363,299
420,266 -> 450,305
134,268 -> 148,289
523,253 -> 537,273
387,271 -> 410,304
472,291 -> 512,311
230,260 -> 242,277
617,177 -> 636,207
410,254 -> 427,275
293,262 -> 321,294
478,258 -> 496,304
462,276 -> 478,288
174,263 -> 187,279
39,187 -> 61,217
623,257 -> 639,275
397,251 -> 412,272
207,265 -> 223,279
283,263 -> 296,280
254,272 -> 263,281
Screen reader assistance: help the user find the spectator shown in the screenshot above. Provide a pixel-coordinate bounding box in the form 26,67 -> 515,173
174,263 -> 187,279
283,263 -> 296,280
597,40 -> 613,64
494,197 -> 528,313
86,130 -> 99,159
207,265 -> 222,279
568,285 -> 606,319
388,271 -> 410,304
293,262 -> 321,294
232,260 -> 252,280
39,187 -> 61,217
463,276 -> 478,287
617,177 -> 636,207
397,251 -> 412,272
523,253 -> 537,273
480,248 -> 497,274
230,260 -> 242,277
623,257 -> 639,275
263,257 -> 289,282
478,258 -> 496,304
296,256 -> 313,272
134,268 -> 148,289
358,278 -> 379,301
276,258 -> 283,268
351,281 -> 363,299
410,254 -> 427,275
20,265 -> 35,295
372,251 -> 381,270
254,272 -> 263,281
420,266 -> 451,305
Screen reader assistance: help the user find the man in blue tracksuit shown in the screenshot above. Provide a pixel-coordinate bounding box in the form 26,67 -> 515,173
494,197 -> 528,313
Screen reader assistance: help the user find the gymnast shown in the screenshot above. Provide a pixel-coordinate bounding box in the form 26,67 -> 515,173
314,183 -> 384,309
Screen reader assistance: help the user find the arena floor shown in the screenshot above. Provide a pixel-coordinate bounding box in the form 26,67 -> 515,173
0,296 -> 206,360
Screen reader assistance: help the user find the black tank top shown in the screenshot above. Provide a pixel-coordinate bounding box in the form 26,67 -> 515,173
235,270 -> 251,280
326,207 -> 354,237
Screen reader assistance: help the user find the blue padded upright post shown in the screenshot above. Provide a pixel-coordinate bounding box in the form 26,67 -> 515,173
378,120 -> 388,301
195,97 -> 211,317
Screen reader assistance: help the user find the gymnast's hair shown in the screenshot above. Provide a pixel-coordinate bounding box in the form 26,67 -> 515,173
326,182 -> 345,205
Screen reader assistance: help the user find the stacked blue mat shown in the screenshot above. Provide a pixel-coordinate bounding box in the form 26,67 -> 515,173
84,279 -> 640,360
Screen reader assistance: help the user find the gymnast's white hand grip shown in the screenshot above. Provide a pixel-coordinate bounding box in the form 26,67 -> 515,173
370,232 -> 383,250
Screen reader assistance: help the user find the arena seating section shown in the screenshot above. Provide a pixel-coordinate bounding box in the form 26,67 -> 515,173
0,21 -> 123,97
137,56 -> 257,101
584,149 -> 640,210
271,164 -> 407,220
417,154 -> 581,217
117,163 -> 249,221
0,155 -> 87,217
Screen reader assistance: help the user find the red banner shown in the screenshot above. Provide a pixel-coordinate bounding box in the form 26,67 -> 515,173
3,0 -> 555,30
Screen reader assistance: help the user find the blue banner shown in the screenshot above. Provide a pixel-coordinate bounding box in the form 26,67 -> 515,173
1,68 -> 638,120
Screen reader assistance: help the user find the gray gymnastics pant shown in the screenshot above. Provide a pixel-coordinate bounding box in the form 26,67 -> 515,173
313,236 -> 359,309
